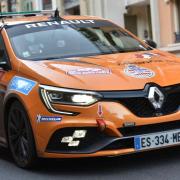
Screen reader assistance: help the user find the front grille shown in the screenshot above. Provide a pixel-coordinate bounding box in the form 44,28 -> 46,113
120,97 -> 155,117
104,120 -> 180,151
46,121 -> 180,154
100,84 -> 180,117
102,138 -> 134,151
120,91 -> 180,117
119,120 -> 180,137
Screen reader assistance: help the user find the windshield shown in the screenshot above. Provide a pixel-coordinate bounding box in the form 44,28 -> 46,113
6,19 -> 150,60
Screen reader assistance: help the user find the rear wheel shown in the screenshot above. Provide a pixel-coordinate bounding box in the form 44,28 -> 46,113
7,101 -> 37,168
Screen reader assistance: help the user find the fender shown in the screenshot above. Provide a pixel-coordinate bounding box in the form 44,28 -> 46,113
2,93 -> 34,146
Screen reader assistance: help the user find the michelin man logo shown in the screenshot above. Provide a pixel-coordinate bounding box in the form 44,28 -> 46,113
8,76 -> 37,95
37,114 -> 62,122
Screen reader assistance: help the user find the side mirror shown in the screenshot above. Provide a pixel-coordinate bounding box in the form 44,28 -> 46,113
143,40 -> 157,49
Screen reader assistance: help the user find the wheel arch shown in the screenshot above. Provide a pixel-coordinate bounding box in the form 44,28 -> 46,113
4,94 -> 38,168
3,94 -> 30,141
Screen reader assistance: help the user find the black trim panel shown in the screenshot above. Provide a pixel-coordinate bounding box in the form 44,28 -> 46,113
99,83 -> 180,117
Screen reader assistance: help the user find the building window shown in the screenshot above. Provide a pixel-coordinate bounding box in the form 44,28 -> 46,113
174,0 -> 180,43
42,0 -> 52,10
26,3 -> 29,11
64,0 -> 80,15
30,2 -> 33,10
124,4 -> 152,40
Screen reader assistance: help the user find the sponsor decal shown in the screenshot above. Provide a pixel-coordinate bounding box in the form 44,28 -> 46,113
118,59 -> 163,66
37,115 -> 62,123
25,20 -> 95,29
8,76 -> 36,95
135,53 -> 158,59
61,130 -> 87,147
124,64 -> 155,79
68,67 -> 111,75
22,51 -> 31,58
51,64 -> 111,75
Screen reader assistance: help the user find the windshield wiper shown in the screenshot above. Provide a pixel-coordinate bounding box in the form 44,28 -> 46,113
29,56 -> 64,61
26,50 -> 127,61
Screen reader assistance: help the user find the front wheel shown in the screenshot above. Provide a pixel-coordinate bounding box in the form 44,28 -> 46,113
7,101 -> 37,168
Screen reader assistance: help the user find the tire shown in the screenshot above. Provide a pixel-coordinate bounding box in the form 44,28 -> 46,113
7,101 -> 37,168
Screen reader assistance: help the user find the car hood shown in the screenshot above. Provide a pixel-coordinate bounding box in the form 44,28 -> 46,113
19,50 -> 180,91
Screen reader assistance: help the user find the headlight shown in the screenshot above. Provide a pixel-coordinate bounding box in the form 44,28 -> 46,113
71,94 -> 96,104
39,85 -> 102,115
45,87 -> 101,106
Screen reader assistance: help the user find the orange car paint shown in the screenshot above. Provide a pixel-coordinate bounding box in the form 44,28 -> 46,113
0,15 -> 180,159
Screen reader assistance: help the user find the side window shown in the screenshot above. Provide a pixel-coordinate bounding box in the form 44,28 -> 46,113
0,34 -> 8,63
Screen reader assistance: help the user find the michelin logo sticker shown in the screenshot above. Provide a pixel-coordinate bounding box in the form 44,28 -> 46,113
8,76 -> 37,95
37,115 -> 62,123
124,64 -> 155,79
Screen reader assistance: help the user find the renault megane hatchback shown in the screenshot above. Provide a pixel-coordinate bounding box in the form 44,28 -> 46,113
0,10 -> 179,168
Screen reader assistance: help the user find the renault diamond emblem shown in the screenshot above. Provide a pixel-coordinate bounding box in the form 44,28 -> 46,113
148,87 -> 165,110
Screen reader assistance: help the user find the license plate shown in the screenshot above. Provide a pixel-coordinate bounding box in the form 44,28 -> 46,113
134,129 -> 180,151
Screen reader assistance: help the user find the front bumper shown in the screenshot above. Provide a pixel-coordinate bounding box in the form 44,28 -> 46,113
26,87 -> 180,158
40,119 -> 180,158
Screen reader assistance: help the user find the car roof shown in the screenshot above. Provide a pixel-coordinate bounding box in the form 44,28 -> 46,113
0,14 -> 105,26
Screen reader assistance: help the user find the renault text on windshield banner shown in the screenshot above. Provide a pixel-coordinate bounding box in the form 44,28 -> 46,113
6,19 -> 117,37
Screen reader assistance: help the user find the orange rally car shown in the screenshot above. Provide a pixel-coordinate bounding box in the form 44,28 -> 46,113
0,10 -> 180,168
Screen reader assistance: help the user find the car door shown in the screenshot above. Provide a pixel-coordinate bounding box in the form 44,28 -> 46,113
0,32 -> 11,145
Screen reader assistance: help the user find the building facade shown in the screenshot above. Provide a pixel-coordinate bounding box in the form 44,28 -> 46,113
1,0 -> 180,55
63,0 -> 80,15
80,0 -> 180,56
80,0 -> 156,41
19,0 -> 64,14
0,0 -> 7,12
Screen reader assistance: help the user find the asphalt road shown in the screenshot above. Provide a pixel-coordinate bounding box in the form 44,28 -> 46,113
0,146 -> 180,180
